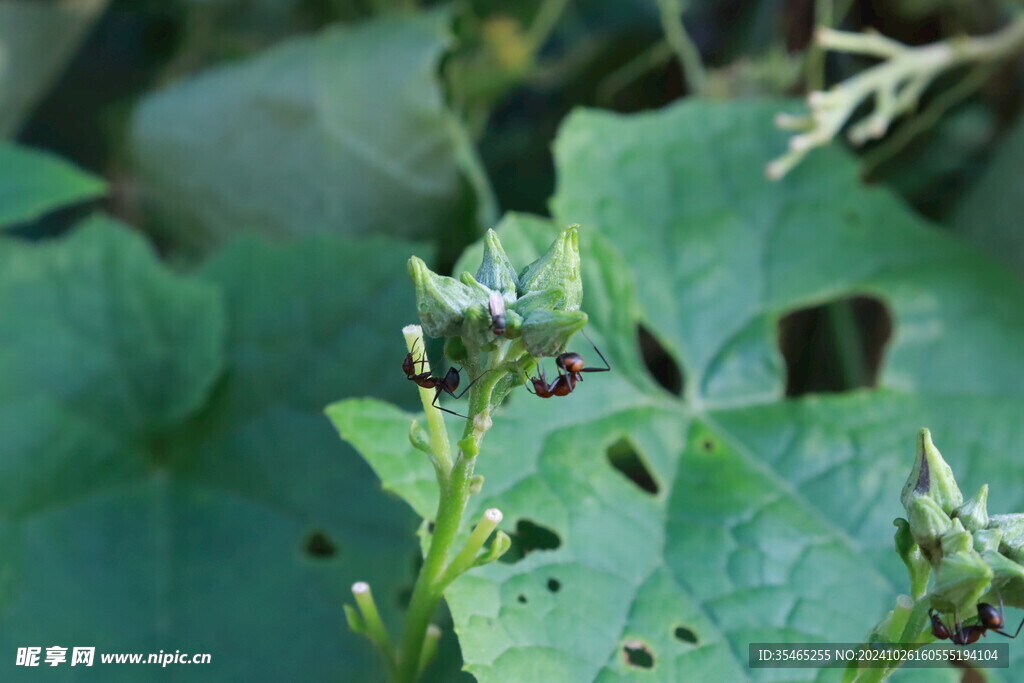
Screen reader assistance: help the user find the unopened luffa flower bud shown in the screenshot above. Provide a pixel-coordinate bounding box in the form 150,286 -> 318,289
520,309 -> 588,358
954,485 -> 989,532
475,229 -> 519,298
409,256 -> 484,338
988,513 -> 1024,562
982,551 -> 1024,608
518,225 -> 582,310
929,549 -> 993,613
901,428 -> 963,514
906,495 -> 952,554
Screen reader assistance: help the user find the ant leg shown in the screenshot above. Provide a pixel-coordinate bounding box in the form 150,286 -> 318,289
430,386 -> 469,419
450,368 -> 495,400
579,330 -> 611,372
995,615 -> 1024,639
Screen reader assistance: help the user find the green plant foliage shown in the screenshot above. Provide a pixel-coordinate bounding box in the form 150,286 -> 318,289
0,0 -> 108,135
0,142 -> 105,228
333,99 -> 1024,681
0,219 -> 470,681
131,11 -> 484,252
951,116 -> 1024,275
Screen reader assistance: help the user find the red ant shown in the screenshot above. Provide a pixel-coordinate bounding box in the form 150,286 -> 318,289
488,292 -> 506,336
525,333 -> 610,398
402,339 -> 485,419
930,600 -> 1024,645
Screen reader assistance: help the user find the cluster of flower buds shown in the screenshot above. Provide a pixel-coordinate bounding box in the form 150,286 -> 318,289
407,225 -> 587,370
896,429 -> 1024,618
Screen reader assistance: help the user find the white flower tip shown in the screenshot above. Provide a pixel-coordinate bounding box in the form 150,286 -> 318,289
352,581 -> 370,594
765,160 -> 786,181
484,508 -> 503,523
789,135 -> 813,153
402,324 -> 423,335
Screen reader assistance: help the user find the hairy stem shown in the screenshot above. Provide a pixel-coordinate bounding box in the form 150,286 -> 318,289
393,365 -> 503,683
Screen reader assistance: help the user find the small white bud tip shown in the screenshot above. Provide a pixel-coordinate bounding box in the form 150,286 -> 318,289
484,508 -> 503,523
789,135 -> 812,153
402,324 -> 423,336
352,581 -> 370,594
765,161 -> 785,181
427,624 -> 442,637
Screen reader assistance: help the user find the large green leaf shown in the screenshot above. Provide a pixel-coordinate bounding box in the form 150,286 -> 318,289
0,0 -> 108,136
0,143 -> 105,228
131,11 -> 488,253
951,115 -> 1024,276
332,100 -> 1024,681
0,222 -> 464,681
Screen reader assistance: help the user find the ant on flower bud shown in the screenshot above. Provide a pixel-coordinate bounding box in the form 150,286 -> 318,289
930,601 -> 1024,645
402,339 -> 488,419
526,331 -> 610,399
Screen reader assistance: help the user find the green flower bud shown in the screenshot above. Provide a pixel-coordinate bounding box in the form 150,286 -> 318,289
518,225 -> 582,310
461,301 -> 496,347
907,495 -> 952,554
901,428 -> 963,515
988,513 -> 1024,550
474,229 -> 519,298
409,420 -> 432,454
473,530 -> 511,567
511,287 -> 564,318
940,518 -> 971,556
520,309 -> 588,358
929,549 -> 993,614
982,550 -> 1024,609
974,528 -> 1003,554
954,485 -> 989,532
409,256 -> 483,338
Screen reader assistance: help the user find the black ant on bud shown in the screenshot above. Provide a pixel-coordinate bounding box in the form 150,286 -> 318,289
930,600 -> 1024,645
402,339 -> 486,419
525,332 -> 610,399
489,292 -> 506,336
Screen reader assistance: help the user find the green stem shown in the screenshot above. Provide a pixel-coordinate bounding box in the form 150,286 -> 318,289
393,368 -> 503,683
655,0 -> 707,95
403,326 -> 452,474
352,582 -> 396,674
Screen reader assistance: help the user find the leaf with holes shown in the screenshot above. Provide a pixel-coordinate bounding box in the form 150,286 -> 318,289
0,221 -> 470,682
332,99 -> 1024,682
131,11 -> 488,254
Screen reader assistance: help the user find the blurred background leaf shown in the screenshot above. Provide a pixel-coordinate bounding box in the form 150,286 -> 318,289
130,11 -> 492,259
0,0 -> 109,136
0,142 -> 106,229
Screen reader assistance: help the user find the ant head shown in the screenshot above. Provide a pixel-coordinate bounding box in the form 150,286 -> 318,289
929,609 -> 952,641
978,603 -> 1003,629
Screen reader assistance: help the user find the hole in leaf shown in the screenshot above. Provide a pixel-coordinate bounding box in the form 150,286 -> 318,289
778,296 -> 892,397
622,640 -> 655,669
517,594 -> 527,604
499,519 -> 562,564
427,521 -> 435,534
606,437 -> 658,494
547,578 -> 561,593
701,438 -> 716,453
303,530 -> 336,559
674,626 -> 698,644
638,325 -> 684,396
